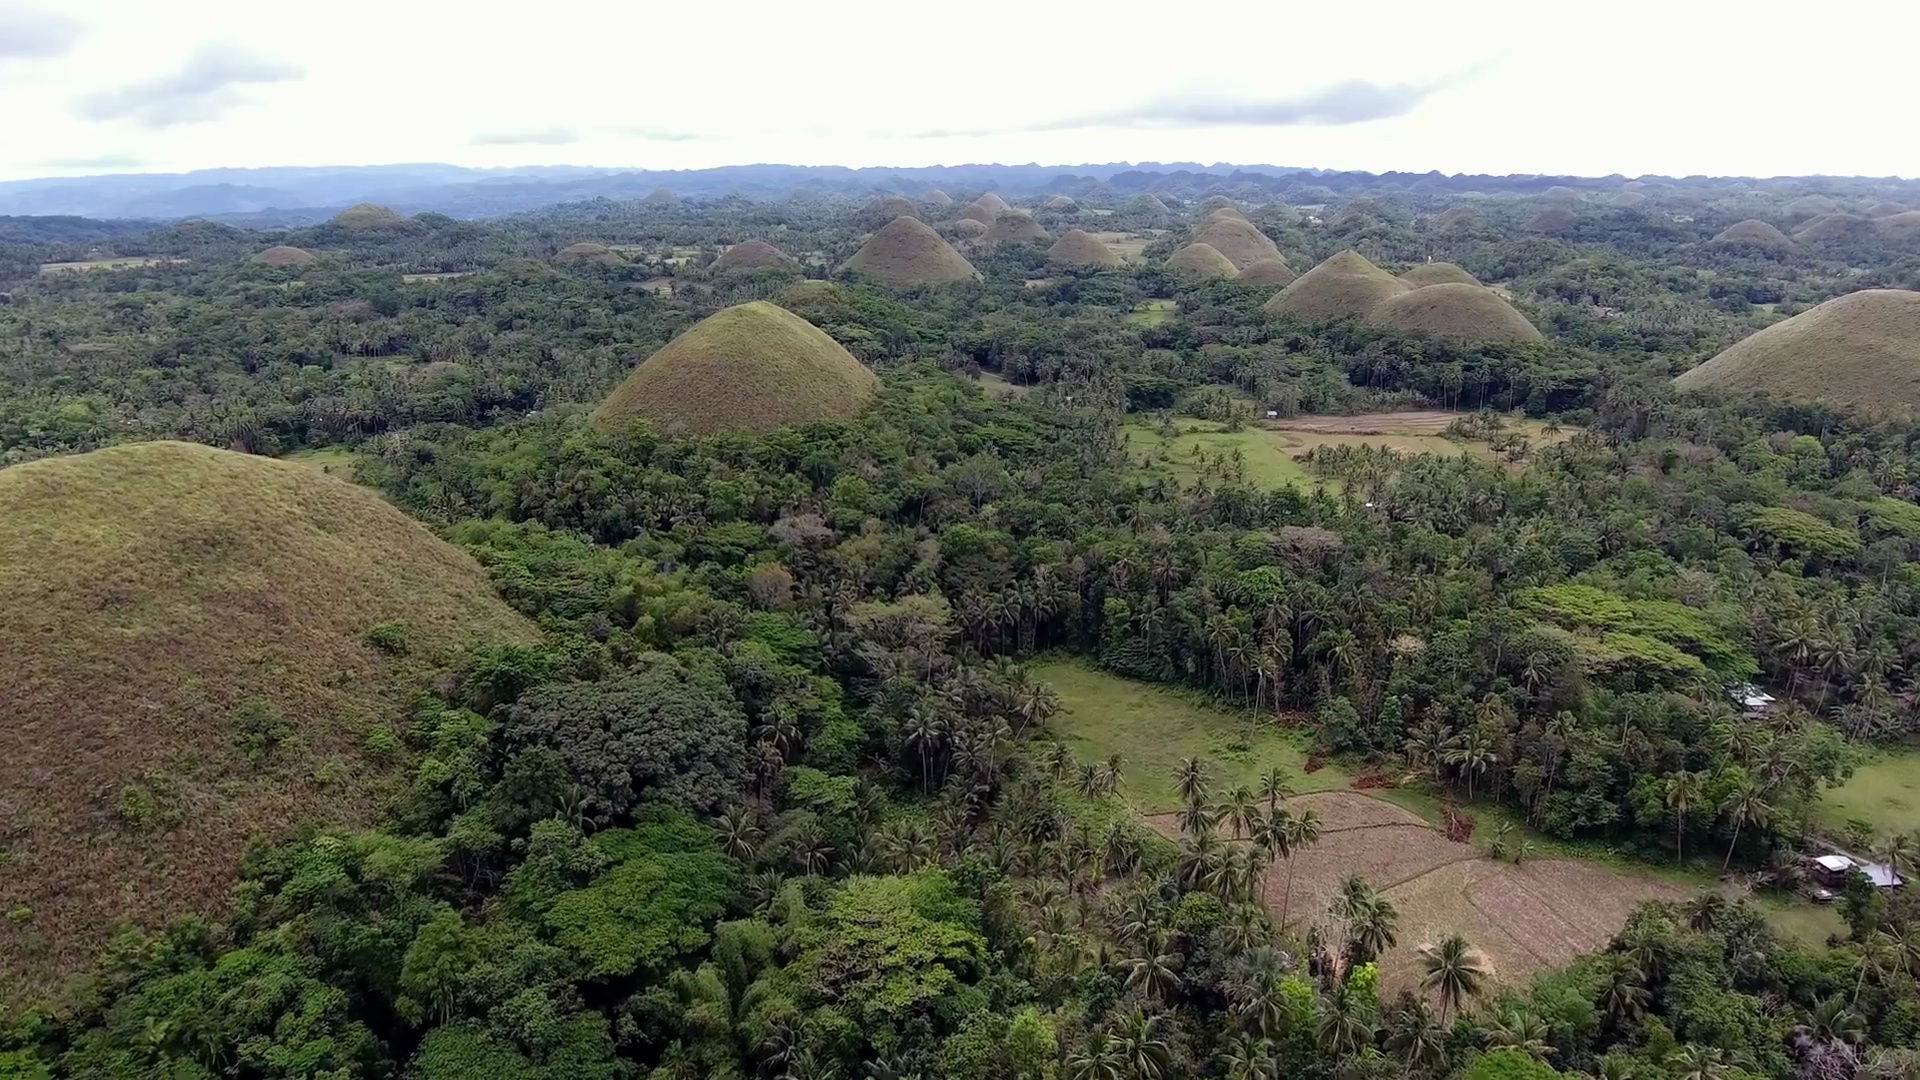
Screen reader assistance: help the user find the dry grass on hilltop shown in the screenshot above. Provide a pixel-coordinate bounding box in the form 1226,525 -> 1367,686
594,300 -> 879,436
1674,289 -> 1920,410
0,441 -> 534,1003
1264,250 -> 1408,321
1370,282 -> 1544,345
840,216 -> 978,286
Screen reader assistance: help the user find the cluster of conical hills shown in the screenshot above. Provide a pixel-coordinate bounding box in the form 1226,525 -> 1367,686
1266,251 -> 1542,345
1674,289 -> 1920,410
0,441 -> 534,1000
594,300 -> 879,436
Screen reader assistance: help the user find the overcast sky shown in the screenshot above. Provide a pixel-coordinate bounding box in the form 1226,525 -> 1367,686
2,0 -> 1915,183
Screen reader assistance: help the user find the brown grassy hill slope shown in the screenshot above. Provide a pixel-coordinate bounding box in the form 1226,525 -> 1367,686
1713,220 -> 1793,249
1877,212 -> 1920,242
1794,214 -> 1872,243
1370,283 -> 1544,345
1611,191 -> 1648,208
1868,202 -> 1908,218
0,441 -> 534,1003
841,216 -> 978,286
711,240 -> 797,271
1045,195 -> 1079,211
330,203 -> 405,228
556,241 -> 624,266
1164,242 -> 1238,279
1527,206 -> 1576,233
1264,250 -> 1409,321
1192,217 -> 1283,269
1673,289 -> 1920,408
1048,229 -> 1120,267
252,245 -> 316,267
1236,258 -> 1298,286
984,210 -> 1049,247
925,189 -> 954,205
1400,262 -> 1480,288
944,218 -> 988,239
969,192 -> 1011,216
1435,206 -> 1479,228
594,301 -> 878,435
643,187 -> 679,207
1785,193 -> 1838,220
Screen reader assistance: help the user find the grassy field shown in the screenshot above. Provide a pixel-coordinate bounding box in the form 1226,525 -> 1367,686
39,257 -> 181,274
1093,231 -> 1154,264
1032,659 -> 1341,812
1819,749 -> 1920,836
401,271 -> 476,283
1123,412 -> 1571,491
1123,420 -> 1320,488
1039,660 -> 1838,982
1123,298 -> 1177,327
286,446 -> 361,478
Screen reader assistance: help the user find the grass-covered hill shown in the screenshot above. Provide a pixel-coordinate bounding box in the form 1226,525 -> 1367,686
1370,282 -> 1545,344
593,300 -> 879,435
1674,288 -> 1920,408
0,441 -> 533,1001
840,216 -> 977,286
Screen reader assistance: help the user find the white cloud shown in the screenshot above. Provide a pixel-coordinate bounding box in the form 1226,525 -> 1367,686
0,0 -> 1915,181
0,6 -> 81,61
75,45 -> 301,128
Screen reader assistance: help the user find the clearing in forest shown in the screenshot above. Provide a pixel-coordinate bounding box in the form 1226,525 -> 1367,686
1123,298 -> 1177,327
1124,412 -> 1574,489
39,257 -> 181,274
1033,660 -> 1337,812
1093,231 -> 1153,263
1819,749 -> 1920,836
1042,661 -> 1692,988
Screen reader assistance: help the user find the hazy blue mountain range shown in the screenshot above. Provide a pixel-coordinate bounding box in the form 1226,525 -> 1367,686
3,161 -> 1915,224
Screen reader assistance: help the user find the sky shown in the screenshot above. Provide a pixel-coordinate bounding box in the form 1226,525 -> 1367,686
1,0 -> 1917,183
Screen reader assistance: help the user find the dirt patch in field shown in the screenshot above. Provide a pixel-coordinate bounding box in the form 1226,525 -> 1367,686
1144,789 -> 1686,989
1273,411 -> 1462,435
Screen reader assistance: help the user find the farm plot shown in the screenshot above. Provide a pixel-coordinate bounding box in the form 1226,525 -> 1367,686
1150,785 -> 1688,989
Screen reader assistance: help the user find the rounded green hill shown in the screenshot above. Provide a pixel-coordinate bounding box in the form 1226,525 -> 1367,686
841,216 -> 978,286
330,203 -> 406,229
711,239 -> 797,272
984,210 -> 1049,247
1048,229 -> 1120,268
1400,262 -> 1480,288
1673,289 -> 1920,409
1263,250 -> 1408,321
1236,258 -> 1297,286
1191,216 -> 1283,270
1369,282 -> 1543,345
556,241 -> 624,266
945,218 -> 988,239
252,245 -> 317,267
593,301 -> 879,436
1164,242 -> 1238,279
1527,206 -> 1576,233
1045,195 -> 1079,211
1712,219 -> 1793,249
1793,213 -> 1871,243
0,441 -> 534,1003
643,187 -> 679,207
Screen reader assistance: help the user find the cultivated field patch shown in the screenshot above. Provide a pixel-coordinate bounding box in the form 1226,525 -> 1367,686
39,257 -> 182,274
1819,749 -> 1920,836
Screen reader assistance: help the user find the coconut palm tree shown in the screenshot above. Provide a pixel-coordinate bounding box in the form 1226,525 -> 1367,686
1175,756 -> 1210,806
1315,985 -> 1376,1058
1065,1031 -> 1126,1080
1719,781 -> 1772,870
1109,1007 -> 1172,1080
1663,770 -> 1706,862
715,805 -> 763,862
1279,808 -> 1321,928
1482,1007 -> 1555,1059
1420,934 -> 1487,1022
1383,1000 -> 1448,1076
1121,935 -> 1182,1002
1177,798 -> 1217,840
1668,1044 -> 1734,1080
1223,784 -> 1261,840
1258,766 -> 1293,813
1794,997 -> 1867,1045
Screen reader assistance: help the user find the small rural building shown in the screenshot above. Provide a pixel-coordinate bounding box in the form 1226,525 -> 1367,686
1810,854 -> 1904,890
1727,683 -> 1776,717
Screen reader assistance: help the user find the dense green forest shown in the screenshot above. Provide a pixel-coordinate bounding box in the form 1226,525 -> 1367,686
5,181 -> 1920,1080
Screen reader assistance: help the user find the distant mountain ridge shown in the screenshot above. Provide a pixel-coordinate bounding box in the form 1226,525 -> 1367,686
4,161 -> 1918,224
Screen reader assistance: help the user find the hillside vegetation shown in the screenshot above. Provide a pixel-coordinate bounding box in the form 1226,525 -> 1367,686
0,441 -> 532,1001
